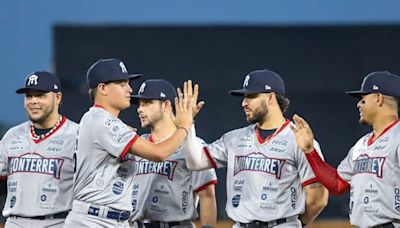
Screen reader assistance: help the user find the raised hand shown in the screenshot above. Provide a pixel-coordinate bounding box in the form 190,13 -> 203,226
174,81 -> 194,130
290,114 -> 315,153
178,80 -> 205,119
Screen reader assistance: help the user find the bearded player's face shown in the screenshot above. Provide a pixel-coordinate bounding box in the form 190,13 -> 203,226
242,93 -> 269,124
24,90 -> 59,125
137,99 -> 163,128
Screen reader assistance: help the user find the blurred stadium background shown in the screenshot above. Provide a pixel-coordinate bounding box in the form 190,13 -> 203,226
1,1 -> 400,227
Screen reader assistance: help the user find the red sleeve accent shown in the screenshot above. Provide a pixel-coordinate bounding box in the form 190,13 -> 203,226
306,150 -> 350,195
301,177 -> 318,187
194,180 -> 218,193
203,147 -> 217,169
0,176 -> 7,181
120,134 -> 139,160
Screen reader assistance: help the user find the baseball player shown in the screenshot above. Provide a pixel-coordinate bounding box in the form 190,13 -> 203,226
182,70 -> 329,227
130,79 -> 217,228
0,71 -> 78,228
291,71 -> 400,227
64,58 -> 194,228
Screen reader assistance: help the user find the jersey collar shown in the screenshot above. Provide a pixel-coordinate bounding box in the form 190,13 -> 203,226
256,119 -> 290,144
367,118 -> 400,146
30,116 -> 67,144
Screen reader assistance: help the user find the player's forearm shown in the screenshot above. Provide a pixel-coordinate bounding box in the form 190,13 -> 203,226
131,128 -> 188,161
182,125 -> 212,170
306,150 -> 350,195
300,183 -> 329,225
198,187 -> 217,227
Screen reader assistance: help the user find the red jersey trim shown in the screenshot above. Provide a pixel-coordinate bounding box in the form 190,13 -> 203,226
367,119 -> 400,146
31,116 -> 67,144
256,119 -> 291,144
148,135 -> 154,143
120,134 -> 139,160
0,176 -> 7,180
203,147 -> 218,169
93,104 -> 106,109
194,180 -> 218,193
302,177 -> 318,187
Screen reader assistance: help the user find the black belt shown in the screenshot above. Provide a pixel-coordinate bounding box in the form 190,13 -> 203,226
88,205 -> 130,221
141,220 -> 188,228
240,218 -> 288,228
373,222 -> 395,228
11,211 -> 69,220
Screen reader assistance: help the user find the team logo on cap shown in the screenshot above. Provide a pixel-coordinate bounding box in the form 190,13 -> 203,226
160,92 -> 166,98
243,75 -> 250,88
372,85 -> 379,90
138,83 -> 146,94
265,85 -> 271,90
27,75 -> 39,86
119,62 -> 128,74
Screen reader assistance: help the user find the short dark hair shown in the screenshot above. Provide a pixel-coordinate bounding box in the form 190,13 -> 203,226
276,94 -> 290,114
89,88 -> 97,101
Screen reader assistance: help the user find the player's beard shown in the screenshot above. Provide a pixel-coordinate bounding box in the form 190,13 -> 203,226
142,109 -> 164,129
28,103 -> 55,126
246,102 -> 268,124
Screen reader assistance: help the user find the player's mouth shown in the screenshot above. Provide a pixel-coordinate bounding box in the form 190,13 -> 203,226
29,108 -> 42,113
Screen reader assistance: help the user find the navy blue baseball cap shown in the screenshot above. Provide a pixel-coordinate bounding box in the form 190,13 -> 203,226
229,69 -> 285,96
87,58 -> 142,88
16,71 -> 62,94
131,79 -> 177,103
346,71 -> 400,98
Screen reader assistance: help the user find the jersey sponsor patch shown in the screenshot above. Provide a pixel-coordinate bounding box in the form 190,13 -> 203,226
352,154 -> 385,178
10,196 -> 16,208
232,194 -> 241,208
135,160 -> 178,180
234,152 -> 285,178
112,181 -> 124,195
395,187 -> 400,213
7,153 -> 64,179
8,180 -> 17,193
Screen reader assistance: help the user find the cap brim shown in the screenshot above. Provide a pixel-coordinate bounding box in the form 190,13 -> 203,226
345,90 -> 370,98
130,94 -> 169,104
229,89 -> 264,97
128,74 -> 142,80
15,88 -> 56,94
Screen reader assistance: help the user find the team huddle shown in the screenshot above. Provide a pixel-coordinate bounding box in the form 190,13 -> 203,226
0,57 -> 399,228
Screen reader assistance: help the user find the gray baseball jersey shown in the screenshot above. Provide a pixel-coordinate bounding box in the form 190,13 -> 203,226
0,117 -> 77,217
131,134 -> 217,222
73,105 -> 139,211
337,120 -> 400,227
203,120 -> 323,223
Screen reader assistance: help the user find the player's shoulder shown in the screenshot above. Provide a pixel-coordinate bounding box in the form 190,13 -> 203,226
223,124 -> 256,138
391,120 -> 400,138
64,117 -> 78,128
61,117 -> 79,136
1,121 -> 30,141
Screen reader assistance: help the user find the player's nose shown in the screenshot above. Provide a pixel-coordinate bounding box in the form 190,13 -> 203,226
241,98 -> 248,107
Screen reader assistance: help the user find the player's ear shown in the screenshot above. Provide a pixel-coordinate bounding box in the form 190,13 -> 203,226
97,83 -> 108,96
55,92 -> 63,105
163,100 -> 173,112
376,93 -> 384,106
